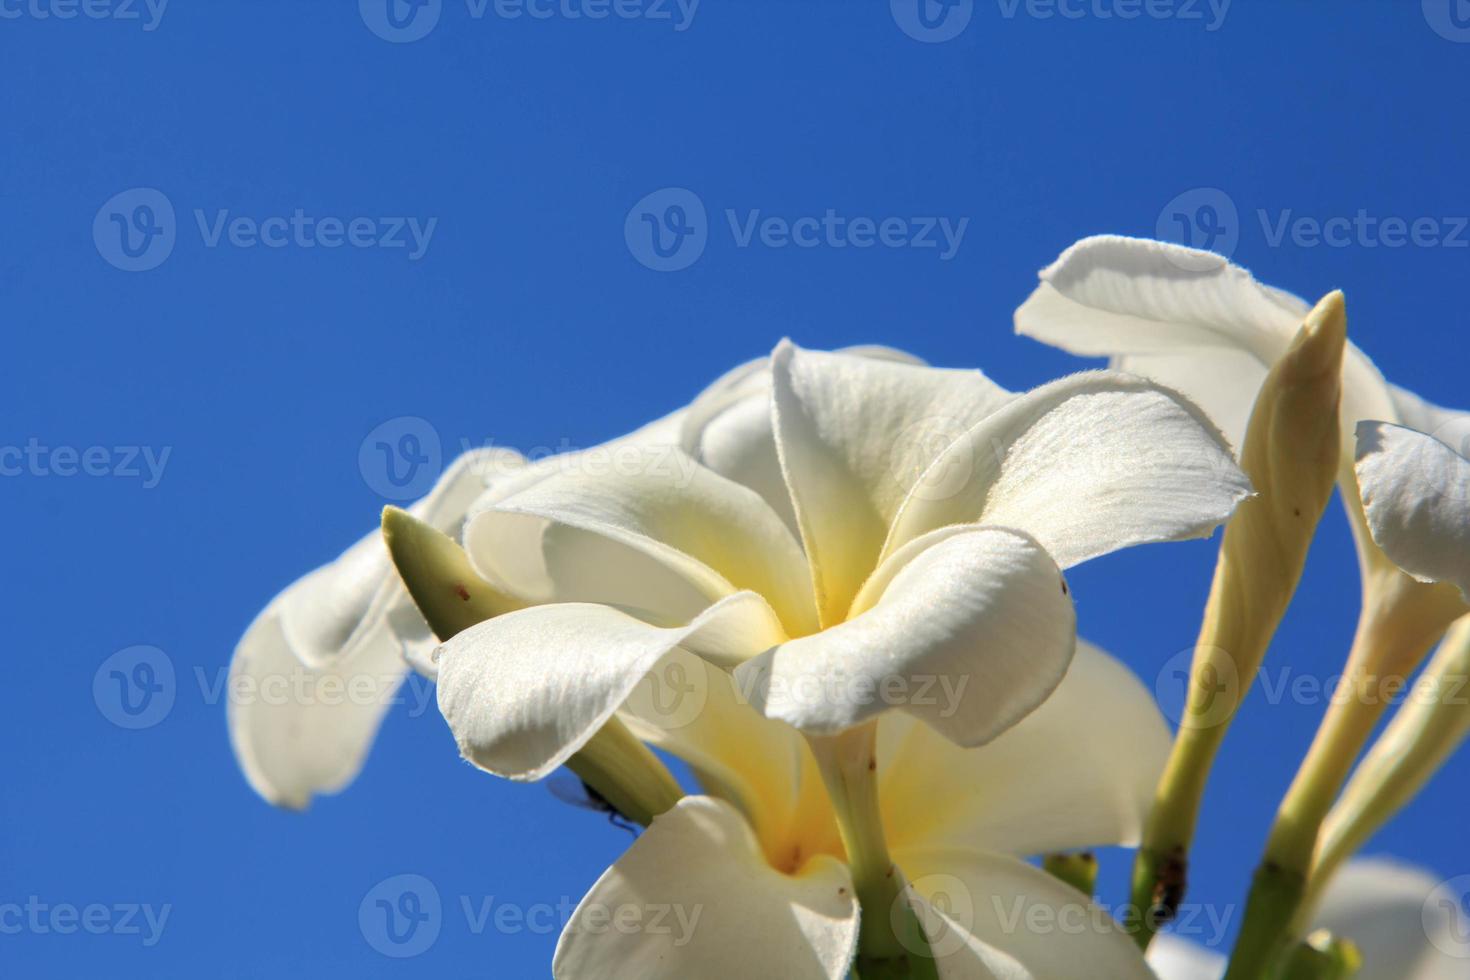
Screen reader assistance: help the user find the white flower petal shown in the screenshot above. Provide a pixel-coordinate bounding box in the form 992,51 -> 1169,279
226,605 -> 408,810
1356,423 -> 1470,599
277,448 -> 516,669
228,448 -> 516,807
1145,934 -> 1225,980
885,371 -> 1249,570
436,594 -> 786,780
1016,235 -> 1306,360
1113,349 -> 1268,454
899,846 -> 1155,980
769,341 -> 1013,624
1014,235 -> 1399,462
679,345 -> 928,537
1312,858 -> 1470,980
552,796 -> 859,980
618,648 -> 807,852
734,527 -> 1075,745
878,639 -> 1170,858
464,448 -> 818,636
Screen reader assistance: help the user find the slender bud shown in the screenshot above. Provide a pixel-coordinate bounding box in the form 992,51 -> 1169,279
381,506 -> 683,827
1299,615 -> 1470,927
1131,291 -> 1346,947
381,505 -> 524,639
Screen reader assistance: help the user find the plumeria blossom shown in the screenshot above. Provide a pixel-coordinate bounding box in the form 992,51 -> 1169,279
437,340 -> 1249,780
227,347 -> 921,808
1014,235 -> 1469,604
1148,858 -> 1470,980
1356,419 -> 1470,600
228,446 -> 520,808
551,638 -> 1173,979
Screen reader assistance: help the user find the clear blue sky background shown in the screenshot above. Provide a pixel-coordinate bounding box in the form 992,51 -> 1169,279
5,2 -> 1470,976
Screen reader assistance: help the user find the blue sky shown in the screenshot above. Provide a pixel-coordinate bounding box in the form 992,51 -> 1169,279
5,2 -> 1470,976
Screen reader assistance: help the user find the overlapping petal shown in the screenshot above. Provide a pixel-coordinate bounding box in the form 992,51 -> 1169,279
1146,859 -> 1470,980
680,345 -> 926,536
899,847 -> 1155,980
1014,235 -> 1399,457
228,447 -> 517,807
769,341 -> 1014,624
436,593 -> 786,781
1312,859 -> 1470,980
552,796 -> 859,980
1356,422 -> 1470,599
878,639 -> 1171,858
883,371 -> 1250,569
733,527 -> 1075,746
464,447 -> 818,637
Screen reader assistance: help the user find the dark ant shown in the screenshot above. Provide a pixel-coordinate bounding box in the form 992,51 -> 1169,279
548,773 -> 639,837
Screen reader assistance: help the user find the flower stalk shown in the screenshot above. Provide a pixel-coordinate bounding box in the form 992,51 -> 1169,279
382,506 -> 684,827
807,722 -> 937,980
1131,292 -> 1346,949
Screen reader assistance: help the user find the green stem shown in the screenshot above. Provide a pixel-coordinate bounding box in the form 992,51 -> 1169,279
808,723 -> 937,980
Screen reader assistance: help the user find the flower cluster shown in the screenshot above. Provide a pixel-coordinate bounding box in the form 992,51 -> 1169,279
229,237 -> 1470,979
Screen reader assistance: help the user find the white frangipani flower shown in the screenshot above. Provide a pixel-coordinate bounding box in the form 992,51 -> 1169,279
1148,859 -> 1470,980
437,341 -> 1249,781
553,638 -> 1173,979
1356,418 -> 1470,600
228,348 -> 916,809
228,446 -> 519,808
